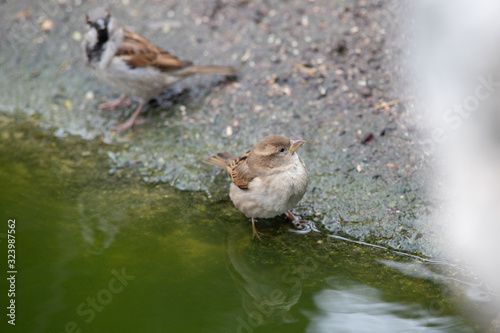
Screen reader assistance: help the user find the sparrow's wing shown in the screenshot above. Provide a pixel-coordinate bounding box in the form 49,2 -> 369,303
227,151 -> 256,190
116,29 -> 190,71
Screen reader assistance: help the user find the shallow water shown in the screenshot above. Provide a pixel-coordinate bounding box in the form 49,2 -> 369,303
0,118 -> 493,332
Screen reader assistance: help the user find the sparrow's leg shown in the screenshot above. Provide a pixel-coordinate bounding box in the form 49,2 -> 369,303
251,217 -> 264,241
284,210 -> 307,229
111,102 -> 145,131
99,94 -> 131,110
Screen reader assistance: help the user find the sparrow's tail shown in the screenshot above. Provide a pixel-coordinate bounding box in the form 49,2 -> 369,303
175,65 -> 237,77
203,152 -> 236,169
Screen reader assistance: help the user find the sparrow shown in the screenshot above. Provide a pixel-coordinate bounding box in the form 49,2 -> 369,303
204,135 -> 308,240
82,8 -> 237,131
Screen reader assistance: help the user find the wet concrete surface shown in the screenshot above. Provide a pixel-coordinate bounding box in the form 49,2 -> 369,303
0,1 -> 436,255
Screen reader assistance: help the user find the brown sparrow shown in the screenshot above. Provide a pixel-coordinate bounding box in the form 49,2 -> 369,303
82,8 -> 237,131
204,135 -> 308,240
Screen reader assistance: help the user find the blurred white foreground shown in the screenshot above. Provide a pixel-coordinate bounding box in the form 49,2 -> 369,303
415,0 -> 500,304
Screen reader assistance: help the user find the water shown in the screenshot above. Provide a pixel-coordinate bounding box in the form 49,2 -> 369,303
0,119 -> 490,332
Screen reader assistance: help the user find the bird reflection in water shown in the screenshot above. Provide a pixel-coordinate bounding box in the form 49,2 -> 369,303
224,225 -> 303,328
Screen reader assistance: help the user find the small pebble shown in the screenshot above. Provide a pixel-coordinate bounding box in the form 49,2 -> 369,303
301,16 -> 309,26
64,100 -> 72,110
361,133 -> 374,145
84,91 -> 94,102
72,31 -> 82,42
41,20 -> 53,31
360,87 -> 372,97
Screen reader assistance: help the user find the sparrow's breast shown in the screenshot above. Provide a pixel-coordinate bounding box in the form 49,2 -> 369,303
230,158 -> 307,219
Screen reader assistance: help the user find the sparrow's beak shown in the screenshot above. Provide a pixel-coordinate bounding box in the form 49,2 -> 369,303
289,139 -> 306,152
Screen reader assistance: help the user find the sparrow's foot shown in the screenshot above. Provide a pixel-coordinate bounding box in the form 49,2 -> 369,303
131,118 -> 151,126
111,102 -> 144,131
284,210 -> 307,229
251,217 -> 266,241
99,94 -> 131,110
112,120 -> 135,131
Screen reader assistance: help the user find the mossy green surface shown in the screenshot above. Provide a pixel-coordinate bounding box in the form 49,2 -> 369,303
0,116 -> 487,332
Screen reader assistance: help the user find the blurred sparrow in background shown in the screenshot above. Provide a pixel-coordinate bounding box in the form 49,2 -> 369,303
204,135 -> 308,240
82,8 -> 237,131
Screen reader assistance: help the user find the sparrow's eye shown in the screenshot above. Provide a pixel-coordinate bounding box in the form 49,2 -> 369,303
278,147 -> 286,153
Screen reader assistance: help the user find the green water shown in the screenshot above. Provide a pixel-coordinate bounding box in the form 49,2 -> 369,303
0,118 -> 491,332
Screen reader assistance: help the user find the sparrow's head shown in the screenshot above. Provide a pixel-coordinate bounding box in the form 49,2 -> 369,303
84,8 -> 118,62
84,8 -> 116,46
86,8 -> 111,33
248,135 -> 306,172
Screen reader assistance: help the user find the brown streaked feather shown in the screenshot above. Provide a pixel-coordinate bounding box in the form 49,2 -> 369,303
226,151 -> 255,190
204,151 -> 256,190
174,65 -> 237,77
116,29 -> 188,71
